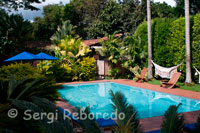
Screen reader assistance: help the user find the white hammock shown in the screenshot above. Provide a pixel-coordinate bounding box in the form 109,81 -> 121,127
151,60 -> 182,79
194,66 -> 200,84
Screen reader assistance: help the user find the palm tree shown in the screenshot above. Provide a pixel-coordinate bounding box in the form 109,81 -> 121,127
147,0 -> 152,79
185,0 -> 192,83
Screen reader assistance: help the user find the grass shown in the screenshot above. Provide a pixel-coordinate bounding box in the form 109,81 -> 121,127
148,79 -> 200,92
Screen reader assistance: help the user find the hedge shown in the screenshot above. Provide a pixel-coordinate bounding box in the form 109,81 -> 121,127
134,14 -> 200,82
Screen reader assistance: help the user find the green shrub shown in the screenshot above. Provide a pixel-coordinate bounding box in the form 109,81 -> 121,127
37,60 -> 73,82
78,57 -> 96,81
152,18 -> 174,67
0,63 -> 43,80
134,21 -> 149,68
166,17 -> 194,81
192,13 -> 200,82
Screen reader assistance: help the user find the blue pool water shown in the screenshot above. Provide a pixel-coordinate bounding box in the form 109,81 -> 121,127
58,82 -> 200,119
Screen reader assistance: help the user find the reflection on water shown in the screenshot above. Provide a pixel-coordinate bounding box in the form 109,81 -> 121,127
59,82 -> 200,119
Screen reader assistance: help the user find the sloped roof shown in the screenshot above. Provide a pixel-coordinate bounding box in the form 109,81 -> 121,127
83,33 -> 123,46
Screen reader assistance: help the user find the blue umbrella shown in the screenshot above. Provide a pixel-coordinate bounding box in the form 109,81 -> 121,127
36,52 -> 58,60
5,51 -> 45,62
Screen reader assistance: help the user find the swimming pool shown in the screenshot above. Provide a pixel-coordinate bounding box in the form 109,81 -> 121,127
58,82 -> 200,119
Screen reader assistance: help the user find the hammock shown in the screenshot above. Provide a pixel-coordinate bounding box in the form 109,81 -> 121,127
194,66 -> 200,84
151,60 -> 182,79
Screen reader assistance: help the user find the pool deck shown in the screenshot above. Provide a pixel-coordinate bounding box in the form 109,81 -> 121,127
56,79 -> 200,132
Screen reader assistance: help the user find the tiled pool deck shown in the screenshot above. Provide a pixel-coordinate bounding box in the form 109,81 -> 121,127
56,79 -> 200,132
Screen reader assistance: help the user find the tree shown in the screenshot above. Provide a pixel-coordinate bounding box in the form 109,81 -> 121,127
151,2 -> 176,18
185,0 -> 192,83
147,0 -> 152,79
88,0 -> 123,38
32,4 -> 64,40
174,0 -> 200,17
0,0 -> 45,10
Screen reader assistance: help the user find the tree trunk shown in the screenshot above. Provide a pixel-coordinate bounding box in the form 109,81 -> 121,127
185,0 -> 192,83
147,0 -> 152,79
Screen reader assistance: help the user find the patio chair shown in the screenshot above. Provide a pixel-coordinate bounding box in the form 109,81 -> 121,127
160,72 -> 181,89
136,68 -> 148,83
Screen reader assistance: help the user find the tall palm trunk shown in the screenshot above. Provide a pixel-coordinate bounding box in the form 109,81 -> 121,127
185,0 -> 192,83
147,0 -> 152,79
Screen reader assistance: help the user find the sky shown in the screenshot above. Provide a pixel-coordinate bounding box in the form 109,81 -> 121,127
14,0 -> 176,21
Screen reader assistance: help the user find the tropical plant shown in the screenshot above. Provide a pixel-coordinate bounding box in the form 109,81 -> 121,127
0,75 -> 71,132
161,103 -> 184,133
57,35 -> 91,59
109,90 -> 143,133
0,96 -> 73,132
50,20 -> 75,44
37,60 -> 73,82
99,34 -> 124,64
78,57 -> 96,81
0,75 -> 61,103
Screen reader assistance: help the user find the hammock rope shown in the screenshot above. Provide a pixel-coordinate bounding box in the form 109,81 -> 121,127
151,60 -> 182,79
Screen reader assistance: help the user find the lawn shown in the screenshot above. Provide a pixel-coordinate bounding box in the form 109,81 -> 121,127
148,80 -> 200,92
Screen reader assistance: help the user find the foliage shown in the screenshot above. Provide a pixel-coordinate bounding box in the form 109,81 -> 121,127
0,76 -> 65,132
99,34 -> 124,64
50,20 -> 75,44
166,17 -> 194,81
78,57 -> 96,81
192,14 -> 200,83
133,21 -> 149,67
0,10 -> 33,45
119,0 -> 147,34
161,103 -> 184,133
152,18 -> 174,67
71,0 -> 105,38
57,35 -> 91,58
37,60 -> 73,82
151,2 -> 176,18
0,75 -> 61,103
76,106 -> 101,133
0,37 -> 16,55
174,0 -> 200,17
0,0 -> 45,10
0,63 -> 43,80
99,33 -> 146,79
88,0 -> 122,38
0,95 -> 72,132
32,4 -> 64,40
109,90 -> 143,133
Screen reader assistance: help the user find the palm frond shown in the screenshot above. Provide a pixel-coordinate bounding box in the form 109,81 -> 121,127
109,90 -> 143,133
161,103 -> 184,133
76,106 -> 101,133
